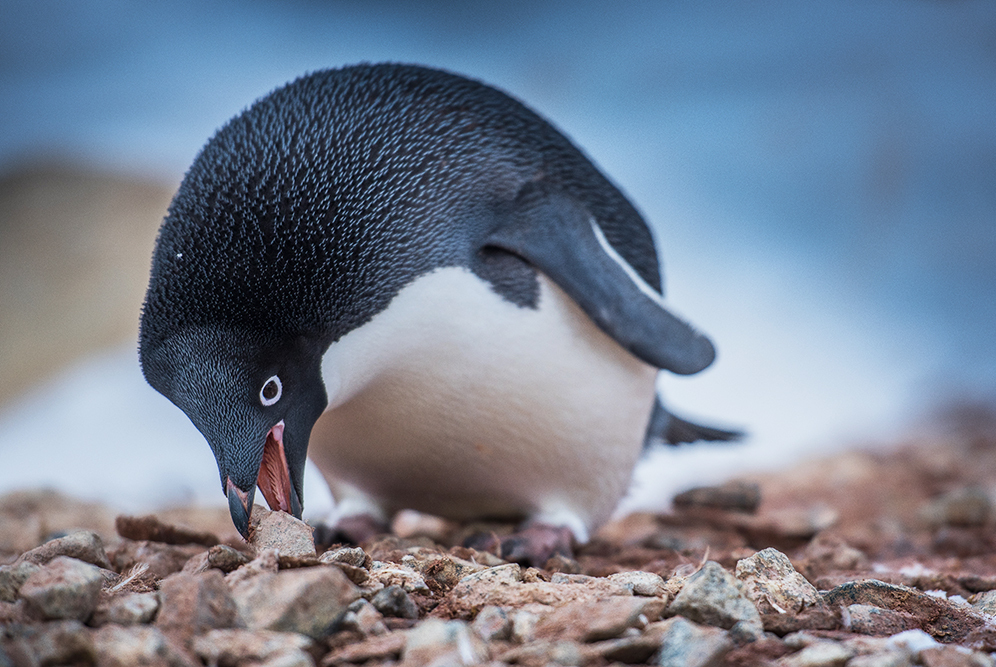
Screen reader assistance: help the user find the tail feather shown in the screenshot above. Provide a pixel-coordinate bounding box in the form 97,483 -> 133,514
645,398 -> 744,447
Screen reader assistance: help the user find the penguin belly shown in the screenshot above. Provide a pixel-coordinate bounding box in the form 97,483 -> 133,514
311,267 -> 658,541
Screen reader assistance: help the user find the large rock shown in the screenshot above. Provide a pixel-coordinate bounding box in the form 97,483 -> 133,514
18,555 -> 105,621
666,561 -> 763,637
93,625 -> 196,667
155,570 -> 241,646
372,584 -> 419,619
653,616 -> 733,667
735,548 -> 838,634
230,564 -> 360,639
16,529 -> 112,569
402,618 -> 488,666
248,507 -> 316,559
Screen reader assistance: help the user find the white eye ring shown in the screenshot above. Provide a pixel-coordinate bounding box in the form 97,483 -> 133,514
260,375 -> 282,406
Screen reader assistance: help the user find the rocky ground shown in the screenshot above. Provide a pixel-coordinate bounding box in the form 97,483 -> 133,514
4,406 -> 996,666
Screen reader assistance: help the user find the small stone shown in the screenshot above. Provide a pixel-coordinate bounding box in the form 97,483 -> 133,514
231,563 -> 360,638
0,561 -> 41,602
322,632 -> 406,664
91,591 -> 160,626
673,480 -> 761,513
971,589 -> 996,616
498,640 -> 584,666
249,506 -> 317,559
319,546 -> 370,569
225,547 -> 280,587
93,624 -> 195,667
588,619 -> 673,663
192,628 -> 315,667
536,596 -> 665,642
473,605 -> 511,641
371,584 -> 419,619
367,560 -> 430,593
608,570 -> 668,597
155,570 -> 241,646
16,529 -> 112,569
779,640 -> 854,667
653,616 -> 733,667
340,599 -> 389,637
735,548 -> 822,614
407,552 -> 485,591
846,604 -> 917,636
402,618 -> 488,666
116,514 -> 219,546
545,553 -> 582,574
802,534 -> 869,577
511,609 -> 541,643
920,487 -> 993,527
666,561 -> 763,637
184,544 -> 252,574
18,555 -> 105,621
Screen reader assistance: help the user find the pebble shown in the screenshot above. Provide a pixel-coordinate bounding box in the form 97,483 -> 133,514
498,639 -> 584,666
535,596 -> 665,642
652,616 -> 734,667
91,590 -> 160,626
319,546 -> 370,569
16,529 -> 112,569
846,604 -> 917,635
230,562 -> 360,639
402,618 -> 489,666
607,570 -> 669,597
155,570 -> 241,645
736,547 -> 822,614
920,487 -> 993,527
472,605 -> 511,641
249,506 -> 317,559
511,608 -> 541,643
93,624 -> 195,667
340,598 -> 389,637
666,560 -> 764,637
192,628 -> 316,666
115,514 -> 219,546
0,561 -> 41,602
18,555 -> 105,621
371,584 -> 419,619
672,480 -> 762,513
367,560 -> 430,593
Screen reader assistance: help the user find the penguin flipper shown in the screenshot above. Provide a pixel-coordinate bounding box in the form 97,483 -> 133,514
644,398 -> 745,447
484,183 -> 715,375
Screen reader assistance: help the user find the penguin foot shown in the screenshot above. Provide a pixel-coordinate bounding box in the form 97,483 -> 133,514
313,514 -> 389,548
499,523 -> 576,567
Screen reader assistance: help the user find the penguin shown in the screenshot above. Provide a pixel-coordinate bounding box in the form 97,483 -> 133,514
139,63 -> 738,561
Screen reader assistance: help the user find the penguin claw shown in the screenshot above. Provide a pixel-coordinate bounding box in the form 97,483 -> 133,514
499,523 -> 576,567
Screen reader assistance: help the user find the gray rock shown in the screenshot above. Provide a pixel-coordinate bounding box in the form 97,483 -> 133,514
192,629 -> 315,667
319,546 -> 370,569
0,561 -> 41,602
372,584 -> 419,619
155,570 -> 242,645
735,548 -> 822,614
608,570 -> 669,597
340,598 -> 388,637
779,640 -> 854,667
847,604 -> 917,636
91,591 -> 160,626
93,624 -> 196,667
667,561 -> 763,636
18,555 -> 105,621
16,529 -> 113,569
653,616 -> 733,667
231,564 -> 360,639
249,506 -> 317,559
472,605 -> 511,641
181,544 -> 251,575
402,618 -> 488,666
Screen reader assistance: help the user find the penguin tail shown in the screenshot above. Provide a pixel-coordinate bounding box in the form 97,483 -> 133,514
644,399 -> 745,447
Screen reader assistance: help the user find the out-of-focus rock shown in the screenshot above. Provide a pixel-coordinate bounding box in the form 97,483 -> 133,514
230,564 -> 360,639
498,639 -> 585,666
93,624 -> 195,667
340,599 -> 388,637
401,618 -> 488,666
919,645 -> 996,667
0,561 -> 41,602
155,570 -> 241,646
319,546 -> 370,569
2,620 -> 96,667
778,640 -> 855,667
321,631 -> 407,665
801,534 -> 869,578
970,589 -> 996,617
371,584 -> 419,619
110,540 -> 206,579
585,619 -> 673,663
116,514 -> 219,547
192,628 -> 316,667
249,507 -> 317,559
511,609 -> 541,644
535,596 -> 664,642
91,590 -> 160,626
673,481 -> 762,514
18,555 -> 105,621
16,529 -> 112,569
225,547 -> 280,587
181,543 -> 250,575
607,570 -> 668,597
846,604 -> 918,635
666,561 -> 763,637
392,509 -> 455,543
652,616 -> 733,667
472,605 -> 510,641
920,487 -> 993,527
367,560 -> 430,594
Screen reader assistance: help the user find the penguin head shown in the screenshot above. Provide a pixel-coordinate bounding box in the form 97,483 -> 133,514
140,327 -> 327,538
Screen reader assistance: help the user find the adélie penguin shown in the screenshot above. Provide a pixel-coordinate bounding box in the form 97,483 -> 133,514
139,63 -> 739,562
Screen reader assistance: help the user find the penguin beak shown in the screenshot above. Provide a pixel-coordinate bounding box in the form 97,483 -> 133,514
256,420 -> 302,518
226,477 -> 254,539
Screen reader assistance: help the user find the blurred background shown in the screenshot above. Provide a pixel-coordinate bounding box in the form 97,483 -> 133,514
1,0 -> 994,521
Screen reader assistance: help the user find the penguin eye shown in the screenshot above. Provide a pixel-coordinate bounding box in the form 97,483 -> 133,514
260,376 -> 282,406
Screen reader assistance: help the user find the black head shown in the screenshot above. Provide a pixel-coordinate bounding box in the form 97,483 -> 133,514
140,327 -> 326,537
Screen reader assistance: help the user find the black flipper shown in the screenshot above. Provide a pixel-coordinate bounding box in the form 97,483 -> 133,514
485,183 -> 715,375
644,398 -> 744,447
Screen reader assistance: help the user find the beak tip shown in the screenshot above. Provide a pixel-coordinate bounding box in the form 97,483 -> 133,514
226,480 -> 253,540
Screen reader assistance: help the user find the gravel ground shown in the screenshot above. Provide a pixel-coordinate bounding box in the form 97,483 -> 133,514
3,407 -> 996,666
